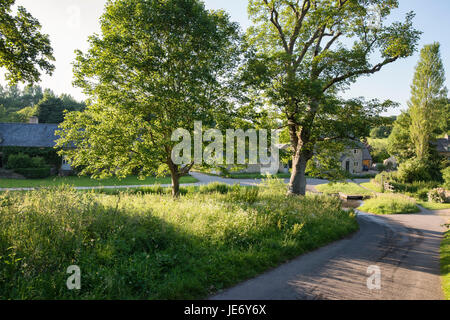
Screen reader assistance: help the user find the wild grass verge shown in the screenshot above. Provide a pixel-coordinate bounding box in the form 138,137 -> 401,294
358,194 -> 420,215
0,180 -> 358,299
316,182 -> 373,196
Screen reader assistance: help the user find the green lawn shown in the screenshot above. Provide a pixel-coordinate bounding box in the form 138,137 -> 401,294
0,175 -> 198,188
0,181 -> 358,299
358,194 -> 420,215
316,182 -> 373,196
442,227 -> 450,300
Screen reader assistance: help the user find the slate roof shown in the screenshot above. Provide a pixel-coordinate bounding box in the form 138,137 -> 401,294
0,123 -> 59,148
435,137 -> 449,153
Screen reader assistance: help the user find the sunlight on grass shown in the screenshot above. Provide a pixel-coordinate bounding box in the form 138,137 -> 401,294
358,194 -> 420,215
316,182 -> 373,196
0,179 -> 358,299
418,202 -> 450,211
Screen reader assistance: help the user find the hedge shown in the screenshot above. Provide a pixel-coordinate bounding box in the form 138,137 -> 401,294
13,167 -> 51,179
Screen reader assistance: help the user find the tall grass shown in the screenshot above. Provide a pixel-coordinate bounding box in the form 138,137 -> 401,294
0,180 -> 358,299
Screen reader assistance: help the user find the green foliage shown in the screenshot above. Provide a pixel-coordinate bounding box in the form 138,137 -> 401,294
397,158 -> 435,183
0,85 -> 84,123
13,167 -> 51,179
0,184 -> 358,299
36,92 -> 85,123
358,194 -> 419,215
0,0 -> 54,84
243,0 -> 420,194
6,153 -> 45,170
367,138 -> 390,163
370,125 -> 392,139
0,146 -> 60,168
408,43 -> 448,160
56,0 -> 242,195
387,111 -> 415,162
5,153 -> 50,179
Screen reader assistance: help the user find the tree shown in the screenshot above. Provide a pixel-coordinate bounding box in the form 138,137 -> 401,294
408,43 -> 447,160
244,0 -> 420,195
36,92 -> 85,123
387,111 -> 414,162
56,0 -> 241,196
0,0 -> 54,84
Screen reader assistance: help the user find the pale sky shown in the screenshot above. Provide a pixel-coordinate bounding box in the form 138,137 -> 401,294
2,0 -> 450,116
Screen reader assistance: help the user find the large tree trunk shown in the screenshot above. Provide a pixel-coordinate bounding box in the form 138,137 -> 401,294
167,159 -> 181,197
288,153 -> 309,196
170,171 -> 180,197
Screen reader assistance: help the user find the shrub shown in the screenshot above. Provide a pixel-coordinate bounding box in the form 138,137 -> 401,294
6,153 -> 48,174
397,158 -> 432,183
358,194 -> 419,215
6,153 -> 34,169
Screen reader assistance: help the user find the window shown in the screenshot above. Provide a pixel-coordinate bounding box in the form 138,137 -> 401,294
354,149 -> 358,154
354,162 -> 359,167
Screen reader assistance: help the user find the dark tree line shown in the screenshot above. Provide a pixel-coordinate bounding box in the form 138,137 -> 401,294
0,85 -> 85,123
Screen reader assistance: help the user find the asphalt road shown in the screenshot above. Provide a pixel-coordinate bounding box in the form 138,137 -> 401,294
211,207 -> 449,300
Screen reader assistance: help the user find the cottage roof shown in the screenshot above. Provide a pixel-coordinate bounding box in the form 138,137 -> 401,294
0,123 -> 59,148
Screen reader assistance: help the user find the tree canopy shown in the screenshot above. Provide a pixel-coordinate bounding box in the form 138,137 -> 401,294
408,42 -> 448,160
56,0 -> 242,196
243,0 -> 421,194
0,0 -> 54,84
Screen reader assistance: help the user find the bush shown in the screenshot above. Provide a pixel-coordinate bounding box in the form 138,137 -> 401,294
6,153 -> 34,169
358,194 -> 419,215
397,158 -> 432,183
6,153 -> 48,171
13,167 -> 51,179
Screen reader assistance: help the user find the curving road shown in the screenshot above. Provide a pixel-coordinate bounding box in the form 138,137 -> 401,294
211,207 -> 449,300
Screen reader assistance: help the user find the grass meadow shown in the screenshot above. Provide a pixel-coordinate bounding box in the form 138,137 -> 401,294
0,179 -> 358,299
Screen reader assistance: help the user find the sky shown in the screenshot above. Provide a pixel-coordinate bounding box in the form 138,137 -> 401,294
2,0 -> 450,116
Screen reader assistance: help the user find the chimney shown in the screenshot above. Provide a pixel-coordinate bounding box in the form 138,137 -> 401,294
28,116 -> 39,124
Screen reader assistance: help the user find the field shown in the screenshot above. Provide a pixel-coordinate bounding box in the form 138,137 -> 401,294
0,175 -> 198,189
0,179 -> 358,299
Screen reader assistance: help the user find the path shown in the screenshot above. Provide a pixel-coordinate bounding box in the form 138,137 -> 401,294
211,207 -> 448,300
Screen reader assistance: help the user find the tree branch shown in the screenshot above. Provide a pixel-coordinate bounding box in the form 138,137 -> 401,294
323,56 -> 399,92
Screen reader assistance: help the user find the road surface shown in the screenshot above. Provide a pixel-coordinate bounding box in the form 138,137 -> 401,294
211,207 -> 448,300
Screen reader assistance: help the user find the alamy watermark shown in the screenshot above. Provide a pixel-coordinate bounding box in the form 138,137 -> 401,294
66,265 -> 81,290
171,121 -> 282,175
367,5 -> 382,30
366,265 -> 381,290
